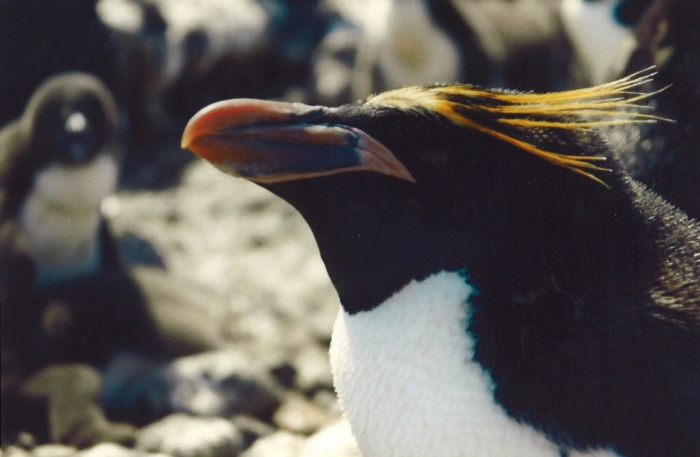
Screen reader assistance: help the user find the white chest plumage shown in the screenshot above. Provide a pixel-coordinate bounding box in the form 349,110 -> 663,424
329,271 -> 621,457
19,154 -> 118,287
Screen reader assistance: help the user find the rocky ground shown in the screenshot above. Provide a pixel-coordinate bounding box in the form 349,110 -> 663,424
2,158 -> 361,457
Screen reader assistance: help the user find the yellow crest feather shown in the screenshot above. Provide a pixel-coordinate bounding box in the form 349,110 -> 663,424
366,67 -> 672,186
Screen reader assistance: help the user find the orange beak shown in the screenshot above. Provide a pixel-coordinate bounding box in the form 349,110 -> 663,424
181,98 -> 415,184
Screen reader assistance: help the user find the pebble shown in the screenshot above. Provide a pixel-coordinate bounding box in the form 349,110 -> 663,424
238,431 -> 305,457
77,443 -> 138,457
135,414 -> 243,457
75,442 -> 172,457
165,350 -> 281,419
290,346 -> 334,395
31,445 -> 77,457
228,416 -> 274,450
3,447 -> 31,457
21,365 -> 136,447
273,393 -> 332,436
299,419 -> 361,457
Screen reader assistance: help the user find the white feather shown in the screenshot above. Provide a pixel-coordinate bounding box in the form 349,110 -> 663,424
20,154 -> 119,287
330,271 -> 621,457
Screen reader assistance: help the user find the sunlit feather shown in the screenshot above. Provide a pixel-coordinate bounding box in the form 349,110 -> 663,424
366,67 -> 672,185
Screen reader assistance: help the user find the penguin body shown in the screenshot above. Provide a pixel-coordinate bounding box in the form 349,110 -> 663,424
0,71 -> 167,368
330,271 -> 569,457
183,72 -> 700,456
1,73 -> 238,445
0,72 -> 153,445
0,71 -> 226,371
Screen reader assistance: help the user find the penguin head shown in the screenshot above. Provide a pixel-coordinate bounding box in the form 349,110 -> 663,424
24,73 -> 119,167
182,69 -> 667,312
1,73 -> 120,223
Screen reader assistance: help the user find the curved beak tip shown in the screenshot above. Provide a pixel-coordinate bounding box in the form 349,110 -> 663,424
180,132 -> 191,150
181,104 -> 216,151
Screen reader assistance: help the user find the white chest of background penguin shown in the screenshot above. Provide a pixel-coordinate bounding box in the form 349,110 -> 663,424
182,69 -> 700,457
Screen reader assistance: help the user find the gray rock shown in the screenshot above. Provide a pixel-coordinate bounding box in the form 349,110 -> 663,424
21,365 -> 136,448
229,416 -> 274,451
104,348 -> 282,424
16,432 -> 37,449
299,419 -> 361,457
3,446 -> 31,457
165,350 -> 281,419
77,443 -> 139,457
290,346 -> 333,395
310,390 -> 343,419
130,266 -> 229,356
30,445 -> 77,457
238,431 -> 305,457
105,161 -> 340,361
76,442 -> 170,457
273,394 -> 332,436
135,414 -> 243,457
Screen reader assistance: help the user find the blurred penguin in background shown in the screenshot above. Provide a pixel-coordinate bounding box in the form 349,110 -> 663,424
1,72 -> 252,446
97,0 -> 272,139
609,0 -> 700,220
309,0 -> 478,106
563,0 -> 700,220
0,72 -> 148,446
309,0 -> 569,106
95,0 -> 327,187
433,0 -> 569,91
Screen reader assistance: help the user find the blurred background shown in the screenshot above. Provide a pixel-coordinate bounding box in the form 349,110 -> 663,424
1,0 -> 697,456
